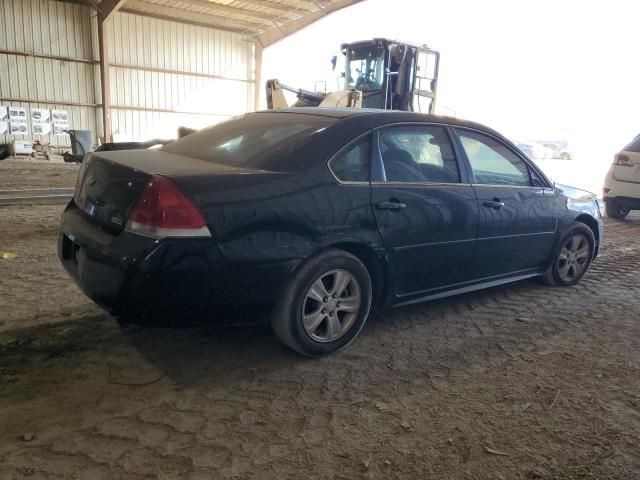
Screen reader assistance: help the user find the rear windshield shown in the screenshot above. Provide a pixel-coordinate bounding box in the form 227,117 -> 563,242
623,135 -> 640,153
162,113 -> 335,168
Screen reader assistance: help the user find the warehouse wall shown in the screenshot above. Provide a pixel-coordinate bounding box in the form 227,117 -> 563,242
0,0 -> 100,148
107,12 -> 254,141
0,1 -> 256,150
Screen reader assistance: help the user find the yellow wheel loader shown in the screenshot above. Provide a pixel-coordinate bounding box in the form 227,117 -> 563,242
266,38 -> 440,113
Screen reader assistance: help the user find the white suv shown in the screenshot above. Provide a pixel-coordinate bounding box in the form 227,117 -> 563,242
603,134 -> 640,219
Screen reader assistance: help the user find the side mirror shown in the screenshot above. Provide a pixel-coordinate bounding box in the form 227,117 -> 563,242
340,72 -> 345,78
330,55 -> 337,71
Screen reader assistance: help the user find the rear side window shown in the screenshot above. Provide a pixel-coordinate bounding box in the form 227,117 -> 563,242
457,129 -> 531,186
623,135 -> 640,153
162,113 -> 335,169
329,135 -> 371,182
378,125 -> 461,183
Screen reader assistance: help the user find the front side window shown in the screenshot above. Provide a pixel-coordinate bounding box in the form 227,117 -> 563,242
344,44 -> 385,92
457,130 -> 531,186
329,135 -> 371,182
378,125 -> 461,183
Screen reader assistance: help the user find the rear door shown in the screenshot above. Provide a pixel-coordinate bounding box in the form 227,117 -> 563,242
613,136 -> 640,183
371,124 -> 478,297
454,128 -> 557,279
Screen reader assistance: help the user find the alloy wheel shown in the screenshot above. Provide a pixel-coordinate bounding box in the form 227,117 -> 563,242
557,233 -> 590,282
301,269 -> 362,343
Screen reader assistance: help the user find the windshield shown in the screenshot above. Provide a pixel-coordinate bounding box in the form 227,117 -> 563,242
623,135 -> 640,153
344,44 -> 386,92
162,113 -> 335,169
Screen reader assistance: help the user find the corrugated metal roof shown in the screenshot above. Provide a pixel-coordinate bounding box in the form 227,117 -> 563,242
97,0 -> 363,46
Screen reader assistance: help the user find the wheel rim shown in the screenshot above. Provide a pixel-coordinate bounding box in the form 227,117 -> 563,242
301,269 -> 362,343
620,206 -> 630,216
557,233 -> 590,282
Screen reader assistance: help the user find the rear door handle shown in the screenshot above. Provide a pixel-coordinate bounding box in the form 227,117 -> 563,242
376,201 -> 407,210
483,199 -> 505,209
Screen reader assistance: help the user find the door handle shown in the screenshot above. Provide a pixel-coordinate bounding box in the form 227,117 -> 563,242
376,201 -> 407,210
483,199 -> 505,209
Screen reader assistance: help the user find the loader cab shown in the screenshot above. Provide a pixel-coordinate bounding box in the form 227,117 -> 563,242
341,38 -> 440,113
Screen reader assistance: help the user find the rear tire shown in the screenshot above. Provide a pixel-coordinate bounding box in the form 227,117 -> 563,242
605,200 -> 630,219
542,221 -> 595,286
271,249 -> 372,357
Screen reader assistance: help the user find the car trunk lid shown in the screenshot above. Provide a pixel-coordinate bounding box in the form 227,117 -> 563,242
74,149 -> 250,234
613,151 -> 640,184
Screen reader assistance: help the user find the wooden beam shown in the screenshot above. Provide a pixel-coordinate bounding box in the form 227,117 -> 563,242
0,48 -> 98,65
0,97 -> 101,108
99,0 -> 127,21
109,62 -> 252,83
121,0 -> 262,33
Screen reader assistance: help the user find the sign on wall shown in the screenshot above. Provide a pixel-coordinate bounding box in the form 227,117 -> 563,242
53,123 -> 69,135
31,108 -> 50,123
52,110 -> 69,135
0,107 -> 7,135
31,108 -> 52,136
52,110 -> 68,123
8,106 -> 27,120
33,123 -> 52,135
7,106 -> 29,135
10,121 -> 29,135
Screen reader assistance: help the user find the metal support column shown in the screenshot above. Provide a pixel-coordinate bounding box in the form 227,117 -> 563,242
97,19 -> 111,143
97,0 -> 127,143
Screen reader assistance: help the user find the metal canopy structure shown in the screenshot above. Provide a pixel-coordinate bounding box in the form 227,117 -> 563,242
78,0 -> 362,141
90,0 -> 363,47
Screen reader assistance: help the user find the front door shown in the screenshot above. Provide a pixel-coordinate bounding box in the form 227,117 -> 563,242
454,128 -> 557,279
371,124 -> 478,297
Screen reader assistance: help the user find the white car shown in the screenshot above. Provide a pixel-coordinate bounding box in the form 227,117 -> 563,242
603,134 -> 640,219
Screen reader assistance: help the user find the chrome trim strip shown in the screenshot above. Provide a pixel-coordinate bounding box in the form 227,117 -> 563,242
477,231 -> 556,241
393,238 -> 476,251
370,181 -> 473,187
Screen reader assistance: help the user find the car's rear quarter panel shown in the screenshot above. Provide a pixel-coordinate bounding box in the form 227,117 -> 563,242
172,170 -> 381,265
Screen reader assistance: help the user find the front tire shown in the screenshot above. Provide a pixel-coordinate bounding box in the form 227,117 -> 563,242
542,222 -> 595,286
271,249 -> 373,357
605,200 -> 630,219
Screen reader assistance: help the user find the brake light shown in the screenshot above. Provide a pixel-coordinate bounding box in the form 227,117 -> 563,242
126,176 -> 211,238
603,188 -> 611,194
614,153 -> 634,167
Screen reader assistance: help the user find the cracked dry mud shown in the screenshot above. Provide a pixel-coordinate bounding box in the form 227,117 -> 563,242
1,162 -> 639,479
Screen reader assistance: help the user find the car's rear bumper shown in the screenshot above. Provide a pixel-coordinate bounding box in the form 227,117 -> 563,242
58,202 -> 298,322
603,195 -> 640,210
603,170 -> 640,202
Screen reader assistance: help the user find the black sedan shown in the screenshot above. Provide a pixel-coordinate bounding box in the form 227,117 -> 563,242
59,109 -> 603,356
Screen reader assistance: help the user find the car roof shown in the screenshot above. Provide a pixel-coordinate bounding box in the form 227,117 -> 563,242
255,107 -> 506,139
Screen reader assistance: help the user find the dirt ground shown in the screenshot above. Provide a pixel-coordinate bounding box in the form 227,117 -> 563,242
0,159 -> 79,190
1,175 -> 639,479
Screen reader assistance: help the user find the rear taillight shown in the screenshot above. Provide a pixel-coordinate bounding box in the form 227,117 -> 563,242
126,175 -> 211,238
614,153 -> 634,167
603,187 -> 611,194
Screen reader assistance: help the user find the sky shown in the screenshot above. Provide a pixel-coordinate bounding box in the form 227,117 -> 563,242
262,0 -> 640,192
